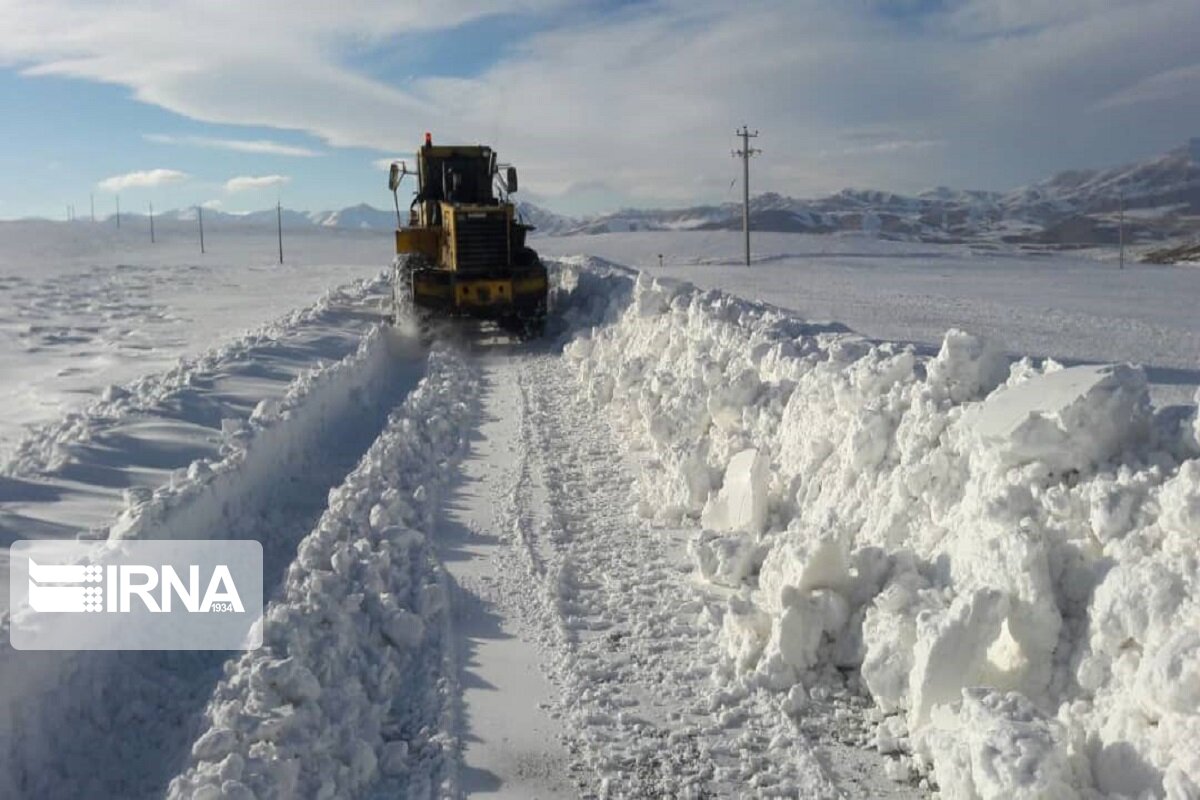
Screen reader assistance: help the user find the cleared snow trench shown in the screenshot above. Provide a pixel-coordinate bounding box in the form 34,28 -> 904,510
0,314 -> 429,799
435,350 -> 571,798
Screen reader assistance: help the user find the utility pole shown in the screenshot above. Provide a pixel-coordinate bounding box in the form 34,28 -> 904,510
90,193 -> 95,223
277,201 -> 284,265
198,206 -> 205,254
732,125 -> 760,267
1118,194 -> 1125,270
116,195 -> 121,229
149,202 -> 155,243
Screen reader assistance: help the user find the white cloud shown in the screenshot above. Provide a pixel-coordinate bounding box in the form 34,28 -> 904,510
1093,62 -> 1200,110
372,156 -> 416,171
144,133 -> 322,157
97,168 -> 189,192
0,0 -> 558,152
225,174 -> 291,192
5,0 -> 1200,210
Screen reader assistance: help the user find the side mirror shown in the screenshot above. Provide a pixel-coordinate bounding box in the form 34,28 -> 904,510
506,166 -> 518,194
388,161 -> 407,192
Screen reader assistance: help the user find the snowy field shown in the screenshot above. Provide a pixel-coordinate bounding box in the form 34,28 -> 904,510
0,225 -> 1197,799
538,231 -> 1200,407
0,221 -> 390,461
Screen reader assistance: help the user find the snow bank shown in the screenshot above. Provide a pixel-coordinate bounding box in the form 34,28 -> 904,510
1,271 -> 390,478
560,265 -> 1200,798
167,343 -> 477,799
0,316 -> 413,798
104,323 -> 400,544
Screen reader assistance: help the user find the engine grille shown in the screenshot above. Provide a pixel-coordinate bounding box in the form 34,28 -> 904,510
454,213 -> 508,273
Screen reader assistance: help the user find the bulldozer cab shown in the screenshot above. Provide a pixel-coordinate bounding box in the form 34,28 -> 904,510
413,142 -> 498,226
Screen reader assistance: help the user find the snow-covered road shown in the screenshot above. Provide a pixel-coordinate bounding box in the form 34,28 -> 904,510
392,332 -> 924,797
433,343 -> 572,798
1,235 -> 1196,798
0,308 -> 923,798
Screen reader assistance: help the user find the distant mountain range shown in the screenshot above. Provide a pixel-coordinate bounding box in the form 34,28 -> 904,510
48,140 -> 1200,247
154,203 -> 400,230
537,139 -> 1200,245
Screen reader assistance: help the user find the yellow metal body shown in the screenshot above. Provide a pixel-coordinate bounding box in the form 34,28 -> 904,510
441,203 -> 513,272
394,227 -> 439,260
392,139 -> 546,325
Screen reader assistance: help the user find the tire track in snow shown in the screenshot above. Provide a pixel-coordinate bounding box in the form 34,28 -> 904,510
0,322 -> 429,799
493,350 -> 842,797
425,346 -> 573,799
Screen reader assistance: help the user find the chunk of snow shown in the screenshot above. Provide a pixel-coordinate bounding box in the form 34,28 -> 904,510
701,448 -> 769,534
969,363 -> 1151,472
719,596 -> 772,671
919,689 -> 1077,800
756,523 -> 851,613
689,531 -> 763,588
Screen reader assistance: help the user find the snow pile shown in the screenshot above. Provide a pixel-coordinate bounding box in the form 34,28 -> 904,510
0,316 -> 409,797
561,269 -> 1200,798
103,323 -> 398,544
1,272 -> 390,478
168,343 -> 477,799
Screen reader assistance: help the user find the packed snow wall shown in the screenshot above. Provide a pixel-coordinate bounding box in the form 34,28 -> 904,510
0,322 -> 415,797
557,261 -> 1200,799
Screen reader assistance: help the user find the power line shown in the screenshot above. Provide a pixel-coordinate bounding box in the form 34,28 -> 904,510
732,125 -> 761,267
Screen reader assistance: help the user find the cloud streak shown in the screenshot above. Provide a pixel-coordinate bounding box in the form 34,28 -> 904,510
225,174 -> 291,192
5,0 -> 1200,210
144,133 -> 323,157
1093,62 -> 1200,110
97,168 -> 189,192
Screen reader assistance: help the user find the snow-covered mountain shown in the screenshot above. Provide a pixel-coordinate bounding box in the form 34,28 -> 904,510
313,203 -> 399,230
1000,139 -> 1200,220
549,140 -> 1200,244
145,201 -> 573,235
160,206 -> 334,229
51,140 -> 1200,245
514,201 -> 577,235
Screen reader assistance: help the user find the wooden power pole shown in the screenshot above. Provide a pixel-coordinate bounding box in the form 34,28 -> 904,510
733,126 -> 761,267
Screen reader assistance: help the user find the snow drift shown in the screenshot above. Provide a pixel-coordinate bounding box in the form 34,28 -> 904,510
168,343 -> 477,799
0,318 -> 416,798
558,262 -> 1200,799
2,272 -> 391,479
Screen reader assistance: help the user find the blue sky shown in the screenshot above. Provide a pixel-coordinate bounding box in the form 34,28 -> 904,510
1,0 -> 1198,220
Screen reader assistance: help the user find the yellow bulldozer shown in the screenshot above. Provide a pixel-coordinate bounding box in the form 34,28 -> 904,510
387,133 -> 548,337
